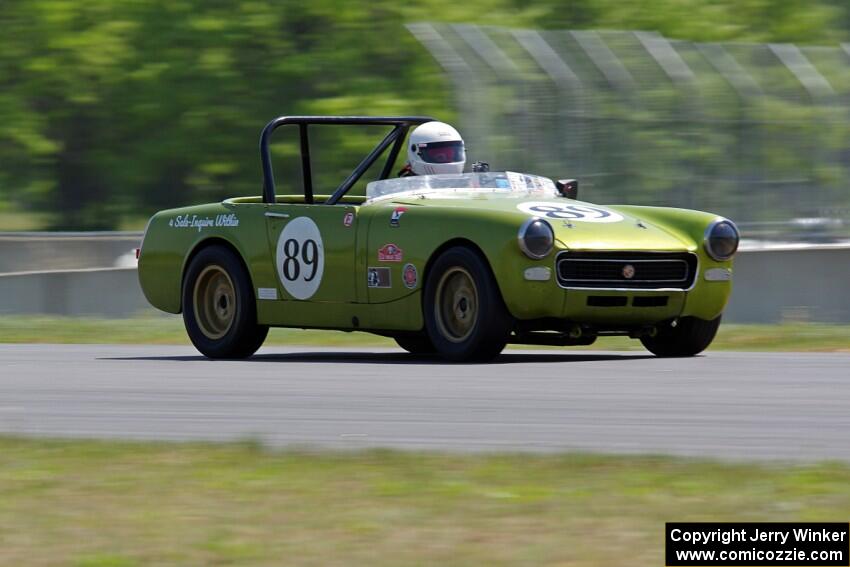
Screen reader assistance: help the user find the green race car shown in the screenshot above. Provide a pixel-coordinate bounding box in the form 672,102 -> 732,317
138,116 -> 739,361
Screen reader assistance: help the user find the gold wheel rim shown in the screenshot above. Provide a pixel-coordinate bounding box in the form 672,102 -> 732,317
193,265 -> 236,340
434,267 -> 478,343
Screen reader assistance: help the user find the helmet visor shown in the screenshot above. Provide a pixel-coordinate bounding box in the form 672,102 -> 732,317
417,141 -> 465,164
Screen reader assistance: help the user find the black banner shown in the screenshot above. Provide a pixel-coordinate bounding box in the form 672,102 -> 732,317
666,523 -> 849,566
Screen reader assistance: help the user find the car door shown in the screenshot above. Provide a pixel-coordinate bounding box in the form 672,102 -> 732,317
264,202 -> 358,303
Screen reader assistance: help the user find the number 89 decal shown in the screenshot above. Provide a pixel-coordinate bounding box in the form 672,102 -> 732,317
517,202 -> 624,223
275,217 -> 325,300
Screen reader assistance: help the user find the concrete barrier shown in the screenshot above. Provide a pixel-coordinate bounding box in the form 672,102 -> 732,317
1,244 -> 848,322
0,232 -> 143,273
0,268 -> 149,318
723,245 -> 850,324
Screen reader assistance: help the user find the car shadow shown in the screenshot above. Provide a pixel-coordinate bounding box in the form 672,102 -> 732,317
99,351 -> 656,365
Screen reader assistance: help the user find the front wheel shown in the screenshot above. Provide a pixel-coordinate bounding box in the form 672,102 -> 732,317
640,316 -> 721,357
182,245 -> 268,359
424,247 -> 511,362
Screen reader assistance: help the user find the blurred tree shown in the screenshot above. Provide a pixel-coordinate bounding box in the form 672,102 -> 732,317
0,0 -> 849,229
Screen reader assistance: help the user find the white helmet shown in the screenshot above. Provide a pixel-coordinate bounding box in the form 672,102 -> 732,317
407,121 -> 466,175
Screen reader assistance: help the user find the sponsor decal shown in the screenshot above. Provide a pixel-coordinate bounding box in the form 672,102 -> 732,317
390,207 -> 407,227
505,171 -> 527,193
257,287 -> 278,300
402,263 -> 418,289
622,264 -> 636,279
168,213 -> 240,232
505,171 -> 556,194
343,212 -> 354,227
367,267 -> 391,288
517,202 -> 624,223
530,176 -> 547,192
276,217 -> 325,300
377,243 -> 403,262
215,213 -> 240,227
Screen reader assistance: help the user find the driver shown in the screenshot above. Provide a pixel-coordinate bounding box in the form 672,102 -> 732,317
397,121 -> 466,177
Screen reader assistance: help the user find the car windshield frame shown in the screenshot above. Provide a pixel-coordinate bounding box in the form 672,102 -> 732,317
365,172 -> 559,202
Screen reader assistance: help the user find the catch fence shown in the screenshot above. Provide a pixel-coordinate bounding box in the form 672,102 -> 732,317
410,23 -> 850,241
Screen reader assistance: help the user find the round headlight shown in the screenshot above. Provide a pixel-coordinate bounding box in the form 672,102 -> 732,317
704,219 -> 739,261
518,218 -> 554,259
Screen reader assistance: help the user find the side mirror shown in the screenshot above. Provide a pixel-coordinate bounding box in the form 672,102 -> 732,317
556,179 -> 578,199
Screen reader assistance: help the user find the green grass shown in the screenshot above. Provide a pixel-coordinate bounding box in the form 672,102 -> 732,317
2,315 -> 849,351
0,209 -> 51,231
0,437 -> 848,566
0,314 -> 394,347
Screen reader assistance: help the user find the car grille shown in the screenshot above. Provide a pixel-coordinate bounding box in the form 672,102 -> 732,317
556,251 -> 697,289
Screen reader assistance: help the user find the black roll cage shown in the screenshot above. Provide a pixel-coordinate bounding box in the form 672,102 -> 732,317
259,116 -> 435,205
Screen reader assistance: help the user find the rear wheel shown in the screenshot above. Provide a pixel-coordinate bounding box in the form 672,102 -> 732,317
640,316 -> 721,357
182,245 -> 268,359
424,247 -> 510,362
394,334 -> 436,355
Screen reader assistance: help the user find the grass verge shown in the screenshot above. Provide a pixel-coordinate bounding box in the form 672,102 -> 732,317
1,437 -> 848,566
1,315 -> 850,351
0,209 -> 52,231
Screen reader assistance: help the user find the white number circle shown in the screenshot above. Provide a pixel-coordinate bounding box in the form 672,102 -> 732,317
276,217 -> 324,300
517,201 -> 624,223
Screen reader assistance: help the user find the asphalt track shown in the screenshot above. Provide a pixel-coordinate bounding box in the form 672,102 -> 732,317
1,344 -> 848,460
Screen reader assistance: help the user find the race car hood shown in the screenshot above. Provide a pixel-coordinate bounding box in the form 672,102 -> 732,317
387,193 -> 695,251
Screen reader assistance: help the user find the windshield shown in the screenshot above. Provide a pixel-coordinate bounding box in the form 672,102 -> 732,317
366,172 -> 558,201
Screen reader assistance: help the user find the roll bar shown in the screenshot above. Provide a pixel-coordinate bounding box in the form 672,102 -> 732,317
259,116 -> 435,205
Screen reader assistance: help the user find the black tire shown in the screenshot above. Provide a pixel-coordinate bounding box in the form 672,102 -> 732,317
182,245 -> 269,359
423,246 -> 511,362
394,334 -> 436,355
640,315 -> 721,357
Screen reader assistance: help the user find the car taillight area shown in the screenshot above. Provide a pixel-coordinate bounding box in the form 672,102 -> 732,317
556,251 -> 697,290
